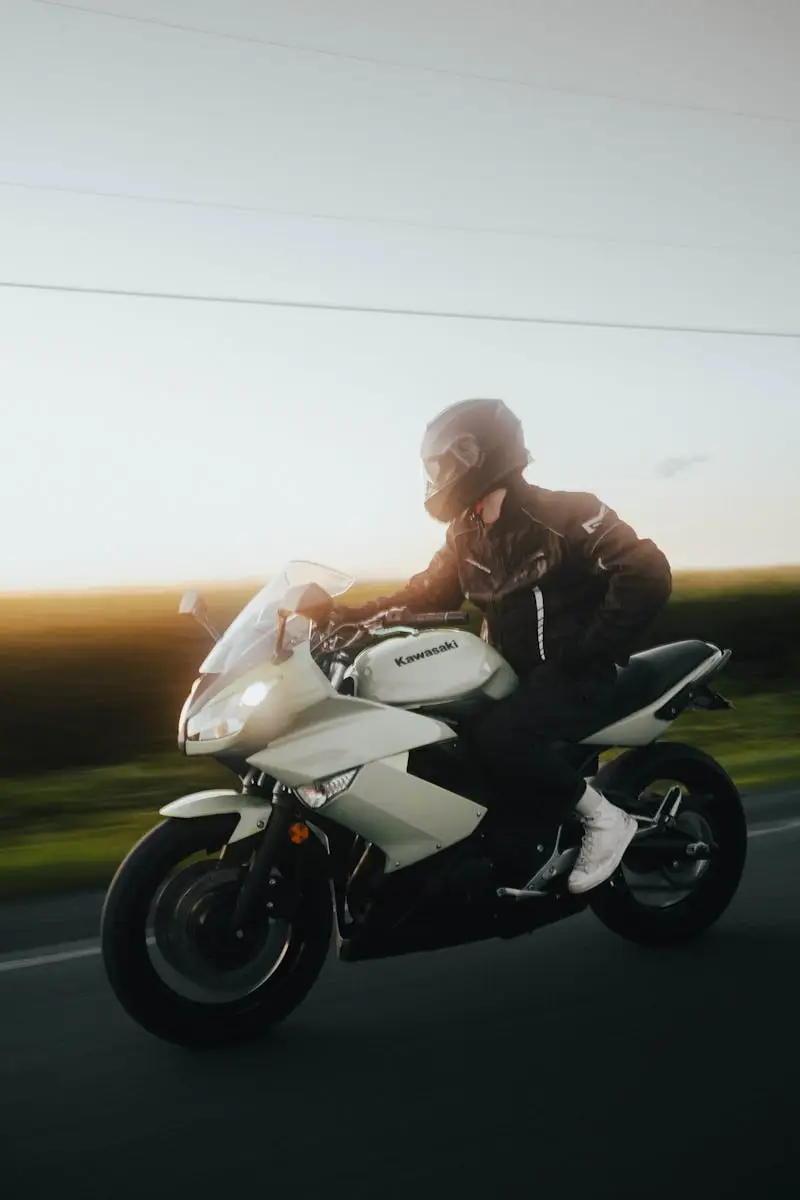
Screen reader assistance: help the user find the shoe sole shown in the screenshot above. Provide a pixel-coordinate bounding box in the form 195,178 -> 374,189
567,815 -> 639,896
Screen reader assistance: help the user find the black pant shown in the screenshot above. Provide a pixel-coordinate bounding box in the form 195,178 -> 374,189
468,660 -> 618,822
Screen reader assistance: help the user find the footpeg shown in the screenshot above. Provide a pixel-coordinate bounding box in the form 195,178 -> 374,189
496,828 -> 580,901
496,886 -> 548,900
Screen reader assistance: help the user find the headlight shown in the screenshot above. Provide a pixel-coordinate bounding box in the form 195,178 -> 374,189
294,769 -> 359,810
186,679 -> 277,744
186,693 -> 245,742
241,681 -> 270,707
177,677 -> 202,749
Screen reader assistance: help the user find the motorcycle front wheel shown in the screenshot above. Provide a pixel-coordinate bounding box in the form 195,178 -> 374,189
101,815 -> 332,1048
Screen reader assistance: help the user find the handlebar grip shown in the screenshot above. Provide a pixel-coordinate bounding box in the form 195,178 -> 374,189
383,610 -> 472,628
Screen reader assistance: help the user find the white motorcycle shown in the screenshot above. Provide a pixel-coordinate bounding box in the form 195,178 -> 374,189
101,561 -> 747,1047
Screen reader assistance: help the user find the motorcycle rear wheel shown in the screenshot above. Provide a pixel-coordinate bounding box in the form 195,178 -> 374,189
589,743 -> 747,946
101,815 -> 332,1048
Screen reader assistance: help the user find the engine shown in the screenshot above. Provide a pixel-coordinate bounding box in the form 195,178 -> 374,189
345,629 -> 518,712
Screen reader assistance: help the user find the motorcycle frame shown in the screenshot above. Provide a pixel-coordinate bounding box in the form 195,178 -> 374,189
163,613 -> 733,966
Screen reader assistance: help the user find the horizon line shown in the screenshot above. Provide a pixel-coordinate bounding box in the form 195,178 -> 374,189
2,561 -> 800,600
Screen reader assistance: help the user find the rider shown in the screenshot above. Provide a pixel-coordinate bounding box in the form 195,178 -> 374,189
333,399 -> 673,894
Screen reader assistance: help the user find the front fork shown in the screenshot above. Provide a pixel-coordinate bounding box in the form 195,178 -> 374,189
226,788 -> 354,937
229,789 -> 299,932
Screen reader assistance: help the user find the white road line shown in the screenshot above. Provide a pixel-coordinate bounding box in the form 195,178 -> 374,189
0,818 -> 797,975
0,944 -> 101,974
748,816 -> 800,839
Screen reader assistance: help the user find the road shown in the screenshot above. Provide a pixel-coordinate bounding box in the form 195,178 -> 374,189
1,788 -> 799,1200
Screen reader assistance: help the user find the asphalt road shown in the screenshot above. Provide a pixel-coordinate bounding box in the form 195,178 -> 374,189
2,789 -> 799,1200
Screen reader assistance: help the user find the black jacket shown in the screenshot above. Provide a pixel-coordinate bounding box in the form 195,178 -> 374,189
349,476 -> 673,678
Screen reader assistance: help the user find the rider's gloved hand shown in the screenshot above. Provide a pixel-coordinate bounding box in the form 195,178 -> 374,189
329,604 -> 406,630
365,607 -> 408,626
328,602 -> 380,628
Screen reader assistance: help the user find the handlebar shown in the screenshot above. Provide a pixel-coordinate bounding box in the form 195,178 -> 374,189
380,610 -> 472,629
320,608 -> 473,665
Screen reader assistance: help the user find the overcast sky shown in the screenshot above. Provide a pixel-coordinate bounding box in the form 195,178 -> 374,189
1,0 -> 799,590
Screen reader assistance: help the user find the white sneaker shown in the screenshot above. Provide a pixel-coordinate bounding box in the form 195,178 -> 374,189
567,800 -> 638,895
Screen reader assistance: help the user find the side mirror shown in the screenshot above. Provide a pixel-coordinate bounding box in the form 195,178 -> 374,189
179,589 -> 220,643
179,589 -> 201,616
273,582 -> 334,663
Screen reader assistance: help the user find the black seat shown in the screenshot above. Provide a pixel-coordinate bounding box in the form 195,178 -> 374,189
603,639 -> 721,726
420,640 -> 721,740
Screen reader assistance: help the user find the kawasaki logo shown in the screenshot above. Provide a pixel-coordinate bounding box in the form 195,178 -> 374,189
395,640 -> 458,667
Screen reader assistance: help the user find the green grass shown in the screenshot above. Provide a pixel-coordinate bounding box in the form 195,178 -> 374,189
1,686 -> 797,901
0,813 -> 160,901
0,756 -> 230,901
661,689 -> 800,788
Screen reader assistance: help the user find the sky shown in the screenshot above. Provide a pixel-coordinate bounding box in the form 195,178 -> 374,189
1,0 -> 799,591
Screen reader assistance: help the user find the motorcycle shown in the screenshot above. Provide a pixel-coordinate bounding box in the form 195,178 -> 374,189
101,561 -> 747,1047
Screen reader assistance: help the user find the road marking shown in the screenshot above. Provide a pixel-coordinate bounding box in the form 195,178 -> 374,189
748,816 -> 800,839
0,944 -> 101,974
0,817 -> 797,974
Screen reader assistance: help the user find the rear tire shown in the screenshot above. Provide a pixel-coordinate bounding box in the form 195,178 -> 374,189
589,743 -> 747,946
101,816 -> 332,1048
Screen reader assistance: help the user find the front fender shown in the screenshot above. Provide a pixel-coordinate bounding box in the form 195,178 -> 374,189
159,789 -> 274,845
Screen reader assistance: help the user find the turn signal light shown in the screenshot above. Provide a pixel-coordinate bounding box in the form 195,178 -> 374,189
289,822 -> 310,845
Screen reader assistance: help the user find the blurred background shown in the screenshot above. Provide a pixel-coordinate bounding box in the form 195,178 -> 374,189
4,8 -> 800,1200
1,0 -> 798,901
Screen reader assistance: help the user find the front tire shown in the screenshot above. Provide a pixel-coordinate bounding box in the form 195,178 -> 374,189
101,816 -> 332,1048
589,743 -> 747,946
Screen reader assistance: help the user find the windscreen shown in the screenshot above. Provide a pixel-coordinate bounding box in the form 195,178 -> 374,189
199,561 -> 355,676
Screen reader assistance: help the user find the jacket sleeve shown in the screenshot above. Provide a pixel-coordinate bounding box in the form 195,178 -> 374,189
336,531 -> 464,621
563,494 -> 673,665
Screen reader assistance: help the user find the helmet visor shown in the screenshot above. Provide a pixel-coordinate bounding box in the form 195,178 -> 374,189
423,433 -> 483,497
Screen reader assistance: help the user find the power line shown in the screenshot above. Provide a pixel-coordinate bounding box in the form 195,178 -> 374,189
2,178 -> 797,258
31,0 -> 800,128
2,279 -> 799,340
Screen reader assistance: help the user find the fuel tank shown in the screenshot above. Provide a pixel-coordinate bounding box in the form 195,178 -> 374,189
346,629 -> 518,711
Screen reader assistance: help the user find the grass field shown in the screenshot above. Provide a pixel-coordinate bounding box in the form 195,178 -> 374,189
1,566 -> 798,899
1,685 -> 796,901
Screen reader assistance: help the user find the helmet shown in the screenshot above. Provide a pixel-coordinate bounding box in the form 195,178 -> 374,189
421,398 -> 531,523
